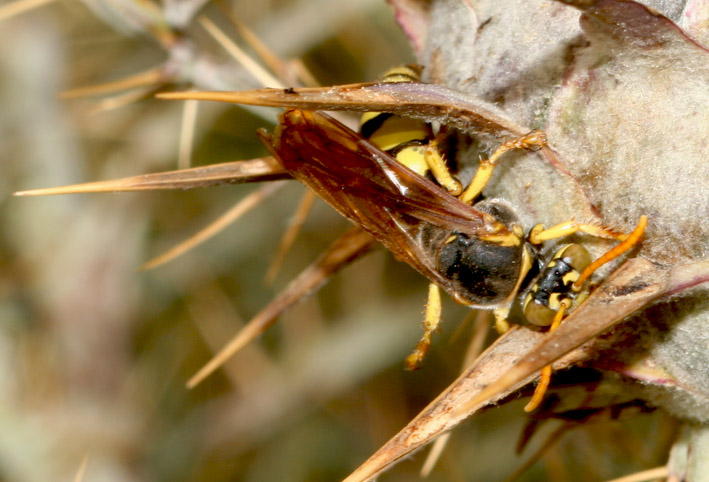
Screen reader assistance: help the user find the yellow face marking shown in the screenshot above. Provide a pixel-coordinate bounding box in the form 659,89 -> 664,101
548,292 -> 562,310
561,270 -> 580,285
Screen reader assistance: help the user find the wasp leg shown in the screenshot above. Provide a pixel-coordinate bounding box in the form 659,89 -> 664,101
405,283 -> 443,370
493,308 -> 511,334
528,219 -> 630,245
526,215 -> 647,287
492,244 -> 536,334
524,299 -> 570,412
459,131 -> 547,204
424,137 -> 462,195
572,215 -> 647,291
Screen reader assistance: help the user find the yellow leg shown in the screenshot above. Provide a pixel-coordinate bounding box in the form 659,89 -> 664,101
405,283 -> 443,370
524,300 -> 569,412
460,131 -> 547,204
528,220 -> 627,245
492,245 -> 535,334
493,307 -> 511,333
424,138 -> 462,195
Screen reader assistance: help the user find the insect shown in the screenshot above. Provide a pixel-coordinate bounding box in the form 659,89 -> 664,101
154,64 -> 648,407
259,105 -> 646,380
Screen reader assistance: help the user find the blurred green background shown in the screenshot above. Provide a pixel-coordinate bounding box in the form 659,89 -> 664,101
0,1 -> 673,480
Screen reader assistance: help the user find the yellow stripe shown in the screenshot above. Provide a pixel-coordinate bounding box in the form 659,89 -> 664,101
480,232 -> 522,247
395,146 -> 428,177
548,293 -> 561,310
381,65 -> 422,83
367,116 -> 429,151
561,271 -> 580,285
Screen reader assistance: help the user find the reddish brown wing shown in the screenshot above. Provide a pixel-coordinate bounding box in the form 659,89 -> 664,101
259,109 -> 505,285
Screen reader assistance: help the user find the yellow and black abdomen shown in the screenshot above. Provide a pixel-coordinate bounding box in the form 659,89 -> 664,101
360,111 -> 433,178
357,65 -> 437,178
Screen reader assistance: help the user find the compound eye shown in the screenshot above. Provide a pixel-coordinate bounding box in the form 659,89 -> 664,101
558,243 -> 592,273
523,293 -> 556,326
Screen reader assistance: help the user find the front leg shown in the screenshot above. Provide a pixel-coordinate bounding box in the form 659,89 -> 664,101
405,283 -> 443,370
459,131 -> 547,205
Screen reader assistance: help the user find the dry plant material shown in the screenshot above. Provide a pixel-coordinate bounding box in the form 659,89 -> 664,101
58,67 -> 167,99
339,0 -> 708,478
264,189 -> 317,284
158,80 -> 531,137
187,227 -> 374,388
602,466 -> 669,482
0,0 -> 55,22
14,157 -> 289,195
140,182 -> 287,270
341,257 -> 709,481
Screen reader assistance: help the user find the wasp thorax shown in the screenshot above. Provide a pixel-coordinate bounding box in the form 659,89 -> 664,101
436,232 -> 524,307
523,243 -> 592,326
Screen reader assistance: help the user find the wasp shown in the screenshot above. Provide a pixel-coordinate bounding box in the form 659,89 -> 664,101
254,67 -> 646,398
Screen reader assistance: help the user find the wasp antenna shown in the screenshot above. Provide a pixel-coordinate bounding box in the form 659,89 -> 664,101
573,215 -> 648,291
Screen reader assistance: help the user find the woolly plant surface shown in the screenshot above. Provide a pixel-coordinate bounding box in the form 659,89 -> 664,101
404,0 -> 709,420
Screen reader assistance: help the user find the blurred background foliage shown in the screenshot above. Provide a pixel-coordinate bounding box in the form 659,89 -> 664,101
0,0 -> 675,480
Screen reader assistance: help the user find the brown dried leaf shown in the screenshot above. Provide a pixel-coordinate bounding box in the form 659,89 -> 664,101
343,325 -> 546,482
157,81 -> 530,137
